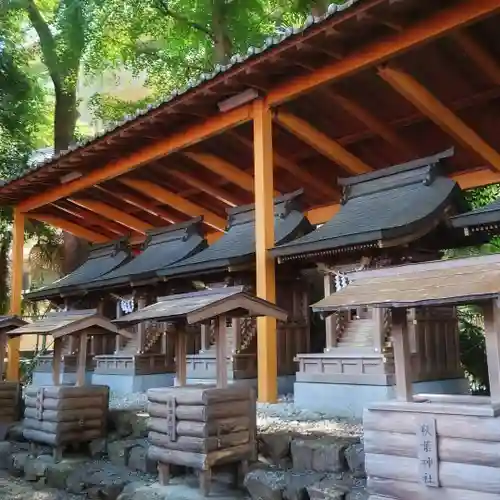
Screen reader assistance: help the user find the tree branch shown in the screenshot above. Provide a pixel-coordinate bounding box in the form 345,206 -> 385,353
25,0 -> 61,88
154,0 -> 215,41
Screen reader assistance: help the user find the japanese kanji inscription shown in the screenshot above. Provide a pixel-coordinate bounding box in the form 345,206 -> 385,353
417,417 -> 439,487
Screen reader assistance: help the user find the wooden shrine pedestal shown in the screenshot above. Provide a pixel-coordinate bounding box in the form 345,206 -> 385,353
9,310 -> 124,460
311,255 -> 500,500
148,385 -> 256,494
114,286 -> 286,496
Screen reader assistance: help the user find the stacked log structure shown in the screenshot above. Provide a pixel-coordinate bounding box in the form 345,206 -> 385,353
147,385 -> 256,495
364,402 -> 500,499
0,382 -> 23,424
23,385 -> 109,460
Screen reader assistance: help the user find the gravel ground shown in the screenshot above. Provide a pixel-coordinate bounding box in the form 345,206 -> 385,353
109,392 -> 363,438
0,472 -> 81,500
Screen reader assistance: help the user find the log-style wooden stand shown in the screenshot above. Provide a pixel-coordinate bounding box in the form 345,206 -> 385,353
147,317 -> 256,496
8,311 -> 119,462
113,287 -> 287,496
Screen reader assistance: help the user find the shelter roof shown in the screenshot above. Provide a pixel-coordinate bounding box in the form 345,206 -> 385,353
451,197 -> 500,234
25,240 -> 131,301
272,150 -> 466,261
0,316 -> 28,333
113,286 -> 288,326
8,309 -> 128,339
311,253 -> 500,310
83,218 -> 206,291
0,0 -> 499,242
158,190 -> 312,278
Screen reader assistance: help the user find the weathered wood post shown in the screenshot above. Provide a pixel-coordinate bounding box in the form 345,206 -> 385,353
175,328 -> 187,387
216,316 -> 228,388
482,298 -> 500,404
391,307 -> 412,402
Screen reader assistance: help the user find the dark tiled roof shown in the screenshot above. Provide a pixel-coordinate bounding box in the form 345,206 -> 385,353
158,190 -> 313,279
272,149 -> 466,260
83,218 -> 207,291
451,198 -> 500,232
0,1 -> 360,191
25,240 -> 131,301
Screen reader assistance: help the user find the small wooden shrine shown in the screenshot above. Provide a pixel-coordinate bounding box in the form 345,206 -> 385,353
272,151 -> 472,416
158,191 -> 312,391
9,310 -> 127,460
312,253 -> 500,500
26,240 -> 132,385
84,219 -> 207,393
26,220 -> 206,392
0,316 -> 28,428
114,286 -> 287,496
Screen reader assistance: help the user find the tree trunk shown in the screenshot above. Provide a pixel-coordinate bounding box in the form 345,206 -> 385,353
311,0 -> 329,17
53,86 -> 89,274
211,0 -> 232,64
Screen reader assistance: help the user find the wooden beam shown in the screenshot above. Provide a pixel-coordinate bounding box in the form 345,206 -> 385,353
168,169 -> 241,207
52,203 -> 126,237
453,167 -> 500,189
118,178 -> 227,231
69,198 -> 153,234
274,111 -> 373,175
229,131 -> 338,200
378,65 -> 500,172
452,30 -> 500,85
327,91 -> 416,155
7,208 -> 23,381
94,185 -> 181,224
307,203 -> 340,225
19,105 -> 253,212
267,0 -> 500,105
28,213 -> 109,243
184,152 -> 281,196
253,99 -> 278,403
482,300 -> 500,404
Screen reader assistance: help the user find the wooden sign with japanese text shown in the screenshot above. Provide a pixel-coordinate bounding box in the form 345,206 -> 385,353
417,417 -> 439,487
164,396 -> 177,442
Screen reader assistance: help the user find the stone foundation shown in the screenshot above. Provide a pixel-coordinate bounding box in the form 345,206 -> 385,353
31,370 -> 93,386
294,377 -> 470,418
91,373 -> 175,395
185,375 -> 295,395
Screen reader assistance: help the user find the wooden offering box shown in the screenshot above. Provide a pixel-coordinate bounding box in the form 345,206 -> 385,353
0,316 -> 28,428
115,286 -> 287,495
23,384 -> 109,458
148,385 -> 256,493
9,309 -> 127,460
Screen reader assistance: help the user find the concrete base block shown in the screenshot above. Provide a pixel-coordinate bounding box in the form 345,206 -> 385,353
185,375 -> 295,395
294,377 -> 470,419
91,373 -> 175,396
31,370 -> 93,386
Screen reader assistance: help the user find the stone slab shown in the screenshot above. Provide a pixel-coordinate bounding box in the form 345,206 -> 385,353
185,375 -> 295,395
31,370 -> 93,386
92,373 -> 175,396
294,378 -> 469,418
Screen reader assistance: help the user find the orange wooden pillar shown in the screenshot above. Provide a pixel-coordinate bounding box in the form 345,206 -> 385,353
253,99 -> 278,403
7,208 -> 24,381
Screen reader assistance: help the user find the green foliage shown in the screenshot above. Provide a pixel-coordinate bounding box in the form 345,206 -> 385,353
458,307 -> 489,395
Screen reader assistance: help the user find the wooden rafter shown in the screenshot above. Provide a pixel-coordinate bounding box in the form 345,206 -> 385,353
94,185 -> 181,224
451,30 -> 500,85
274,110 -> 373,175
267,0 -> 500,105
378,65 -> 500,173
165,168 -> 241,207
18,105 -> 253,212
69,198 -> 153,234
184,152 -> 281,196
28,214 -> 109,243
52,202 -> 127,237
118,178 -> 227,231
228,131 -> 338,201
326,90 -> 416,156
